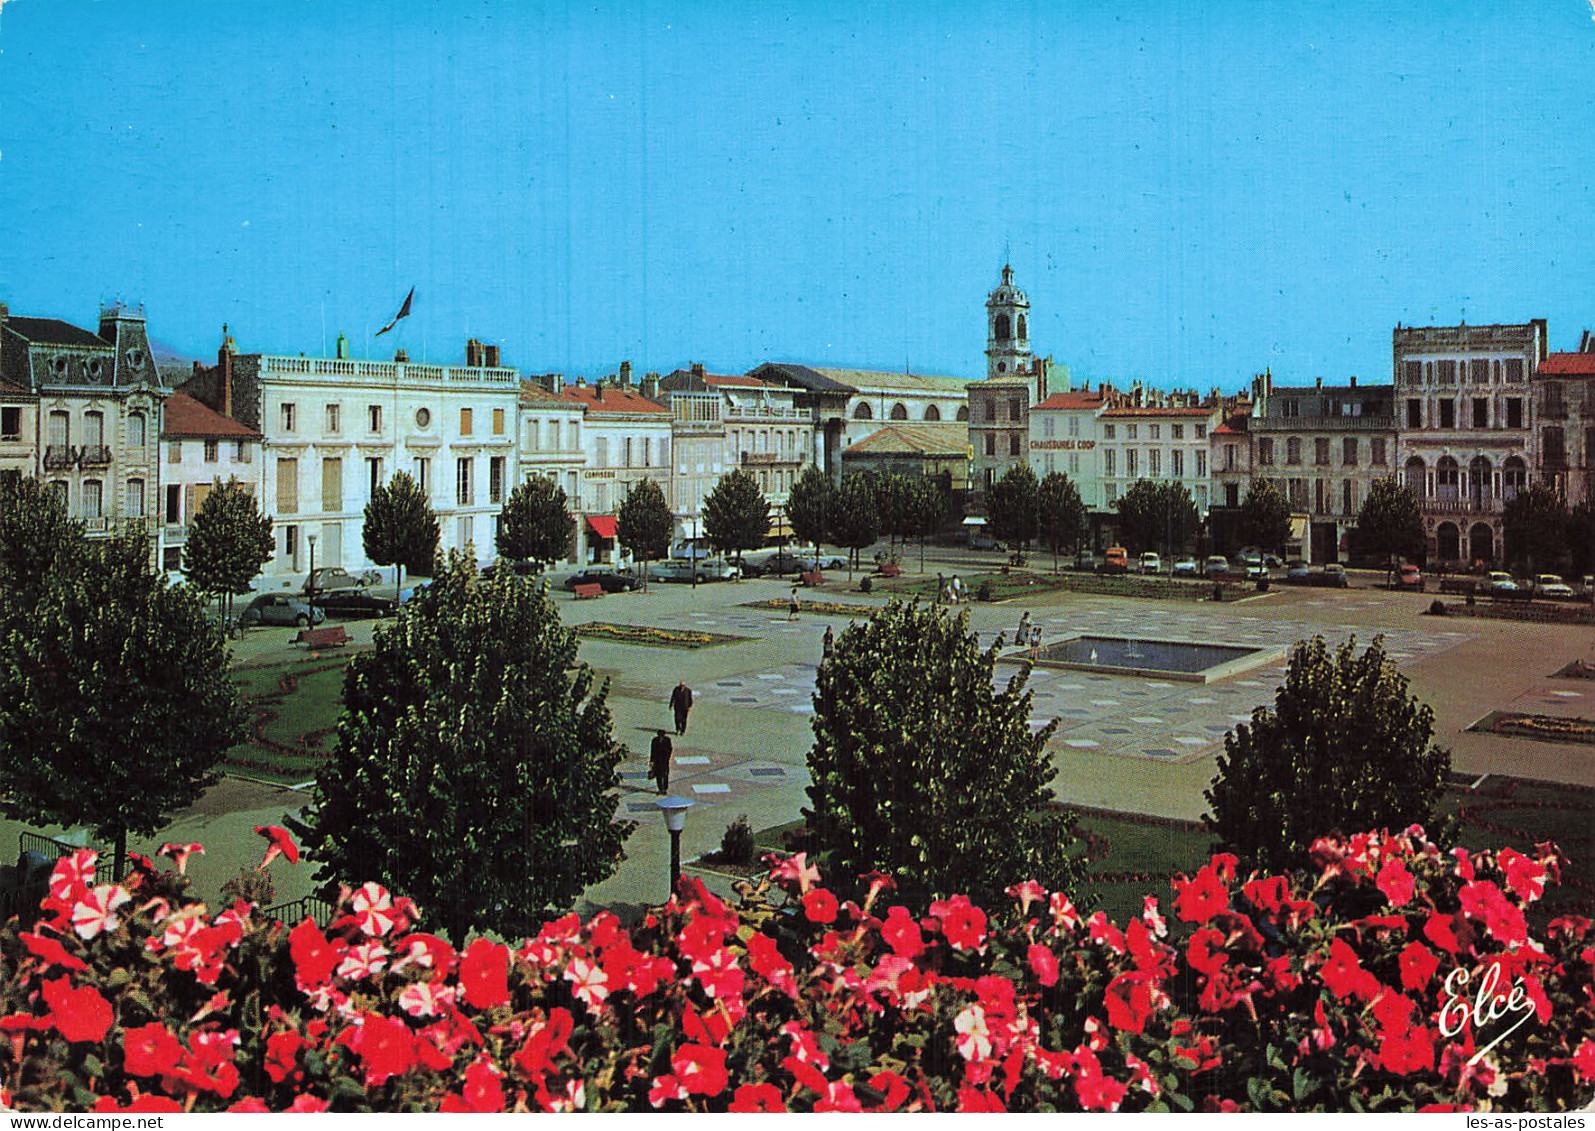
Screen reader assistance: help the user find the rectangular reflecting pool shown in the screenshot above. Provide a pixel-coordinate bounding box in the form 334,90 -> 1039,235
1030,634 -> 1283,683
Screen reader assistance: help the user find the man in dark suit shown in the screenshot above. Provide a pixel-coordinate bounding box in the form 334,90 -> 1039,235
649,729 -> 673,794
669,680 -> 694,736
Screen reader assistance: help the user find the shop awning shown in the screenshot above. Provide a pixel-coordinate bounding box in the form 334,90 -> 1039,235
767,518 -> 794,539
586,515 -> 618,540
962,516 -> 988,527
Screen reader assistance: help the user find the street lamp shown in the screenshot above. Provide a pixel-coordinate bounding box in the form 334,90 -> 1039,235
655,795 -> 695,895
306,533 -> 317,618
690,506 -> 700,588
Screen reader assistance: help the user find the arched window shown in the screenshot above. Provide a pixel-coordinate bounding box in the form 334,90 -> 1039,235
994,314 -> 1011,341
1436,456 -> 1460,500
1436,522 -> 1460,562
1404,455 -> 1426,497
1017,314 -> 1027,340
853,402 -> 873,420
924,404 -> 941,421
890,403 -> 908,421
1468,455 -> 1492,507
1502,456 -> 1527,501
955,405 -> 969,422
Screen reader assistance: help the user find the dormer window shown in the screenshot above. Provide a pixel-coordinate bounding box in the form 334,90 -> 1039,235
125,349 -> 144,369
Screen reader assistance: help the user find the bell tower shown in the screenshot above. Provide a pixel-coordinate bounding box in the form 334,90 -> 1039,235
985,264 -> 1031,380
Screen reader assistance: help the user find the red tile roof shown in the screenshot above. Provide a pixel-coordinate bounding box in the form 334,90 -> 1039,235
704,374 -> 766,388
1100,405 -> 1216,417
1540,352 -> 1595,376
162,393 -> 260,439
1033,391 -> 1105,410
1211,413 -> 1250,436
557,385 -> 669,414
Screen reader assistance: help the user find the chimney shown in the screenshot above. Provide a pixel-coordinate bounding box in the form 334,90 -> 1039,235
219,327 -> 236,419
485,344 -> 501,368
336,333 -> 349,360
575,375 -> 587,388
691,362 -> 705,388
395,349 -> 409,363
619,360 -> 632,387
466,338 -> 483,367
1350,375 -> 1357,387
642,371 -> 661,400
546,373 -> 562,394
1580,330 -> 1594,353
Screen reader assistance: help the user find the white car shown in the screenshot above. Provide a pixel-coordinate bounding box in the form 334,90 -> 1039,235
1535,574 -> 1575,599
1486,571 -> 1519,594
1171,556 -> 1199,578
1138,552 -> 1162,574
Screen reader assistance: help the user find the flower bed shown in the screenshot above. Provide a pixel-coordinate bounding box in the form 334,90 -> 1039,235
742,599 -> 879,617
1439,603 -> 1595,626
571,622 -> 745,649
1469,711 -> 1595,747
225,658 -> 354,785
0,829 -> 1591,1112
1551,660 -> 1595,681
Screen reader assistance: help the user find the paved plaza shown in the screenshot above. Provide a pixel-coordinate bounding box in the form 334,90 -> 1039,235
4,568 -> 1592,924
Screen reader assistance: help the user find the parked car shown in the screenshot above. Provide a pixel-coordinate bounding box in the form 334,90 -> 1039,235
760,550 -> 805,575
1486,571 -> 1519,594
563,568 -> 641,593
1245,560 -> 1269,580
1138,552 -> 1162,574
697,558 -> 742,581
1321,563 -> 1349,588
480,559 -> 542,580
304,567 -> 374,595
1204,554 -> 1230,578
1286,560 -> 1311,582
1171,556 -> 1199,578
645,559 -> 699,583
1075,550 -> 1099,572
671,540 -> 712,561
1100,546 -> 1129,574
1396,564 -> 1425,592
796,554 -> 848,571
1535,573 -> 1576,600
314,589 -> 399,618
969,533 -> 1003,552
241,594 -> 326,629
1262,554 -> 1284,570
736,558 -> 768,579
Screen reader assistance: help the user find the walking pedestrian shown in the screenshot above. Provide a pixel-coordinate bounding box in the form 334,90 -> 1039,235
1016,611 -> 1032,648
649,729 -> 673,795
822,624 -> 835,661
669,680 -> 694,736
1029,624 -> 1043,662
788,586 -> 802,621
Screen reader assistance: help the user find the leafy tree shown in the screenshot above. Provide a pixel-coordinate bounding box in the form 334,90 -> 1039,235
0,532 -> 245,879
701,469 -> 770,566
0,476 -> 83,619
1568,500 -> 1595,579
364,471 -> 440,601
615,477 -> 673,583
1112,478 -> 1199,558
874,472 -> 914,547
1204,635 -> 1454,874
1355,478 -> 1425,584
906,476 -> 948,573
295,554 -> 636,942
1503,481 -> 1569,575
987,464 -> 1040,554
1037,471 -> 1087,571
1238,479 -> 1292,558
804,600 -> 1085,910
786,465 -> 834,553
182,477 -> 275,620
827,473 -> 879,573
496,475 -> 573,569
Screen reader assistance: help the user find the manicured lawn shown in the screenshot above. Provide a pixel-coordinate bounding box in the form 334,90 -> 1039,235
226,654 -> 355,785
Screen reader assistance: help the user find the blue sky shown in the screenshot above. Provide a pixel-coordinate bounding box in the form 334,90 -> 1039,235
1,1 -> 1592,390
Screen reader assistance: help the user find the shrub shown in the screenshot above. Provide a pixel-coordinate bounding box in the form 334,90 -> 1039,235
859,576 -> 873,594
1428,599 -> 1448,616
719,815 -> 755,866
0,830 -> 1590,1112
976,580 -> 994,601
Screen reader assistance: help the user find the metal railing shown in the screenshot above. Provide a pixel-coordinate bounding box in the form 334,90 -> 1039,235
262,895 -> 339,925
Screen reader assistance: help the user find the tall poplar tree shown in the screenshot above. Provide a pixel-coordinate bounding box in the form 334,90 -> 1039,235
364,471 -> 440,601
701,468 -> 770,567
496,475 -> 574,569
183,477 -> 276,620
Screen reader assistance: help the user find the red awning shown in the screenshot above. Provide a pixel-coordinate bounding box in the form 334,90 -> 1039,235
586,515 -> 618,540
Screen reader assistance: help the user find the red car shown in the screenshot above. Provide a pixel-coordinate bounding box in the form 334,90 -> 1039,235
1396,564 -> 1424,592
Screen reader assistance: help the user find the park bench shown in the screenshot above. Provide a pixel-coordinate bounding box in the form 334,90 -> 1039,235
800,571 -> 825,587
295,625 -> 350,649
878,563 -> 902,578
572,582 -> 605,600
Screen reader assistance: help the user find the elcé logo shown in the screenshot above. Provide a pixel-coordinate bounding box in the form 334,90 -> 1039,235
1437,961 -> 1538,1065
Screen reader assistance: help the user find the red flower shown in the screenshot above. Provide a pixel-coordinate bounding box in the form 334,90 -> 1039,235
95,1095 -> 183,1113
1027,942 -> 1059,987
869,1070 -> 911,1112
880,906 -> 925,959
1172,862 -> 1230,923
122,1022 -> 184,1077
264,1030 -> 305,1085
673,1043 -> 729,1097
1319,939 -> 1381,1002
729,1082 -> 786,1112
1185,928 -> 1227,976
1571,1039 -> 1595,1083
253,825 -> 299,867
348,1013 -> 418,1087
288,918 -> 343,989
1423,911 -> 1461,954
1497,847 -> 1549,903
1459,880 -> 1528,946
1071,1047 -> 1128,1112
1379,1025 -> 1436,1075
513,1008 -> 574,1078
958,1085 -> 1007,1112
158,842 -> 205,875
746,931 -> 797,997
228,1099 -> 269,1113
19,932 -> 88,973
1376,857 -> 1415,906
1103,973 -> 1155,1035
285,1096 -> 330,1113
929,894 -> 987,952
459,938 -> 511,1010
41,977 -> 112,1043
441,1057 -> 506,1113
802,888 -> 838,924
1398,941 -> 1440,993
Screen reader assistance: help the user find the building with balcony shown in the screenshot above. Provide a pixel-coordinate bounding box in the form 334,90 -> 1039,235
1027,388 -> 1109,542
1392,321 -> 1544,566
180,332 -> 520,579
0,301 -> 166,554
515,378 -> 588,563
157,387 -> 262,572
1531,334 -> 1595,508
1097,390 -> 1222,519
1248,371 -> 1396,563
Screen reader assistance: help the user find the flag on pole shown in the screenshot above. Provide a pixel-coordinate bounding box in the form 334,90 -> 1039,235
374,287 -> 414,337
